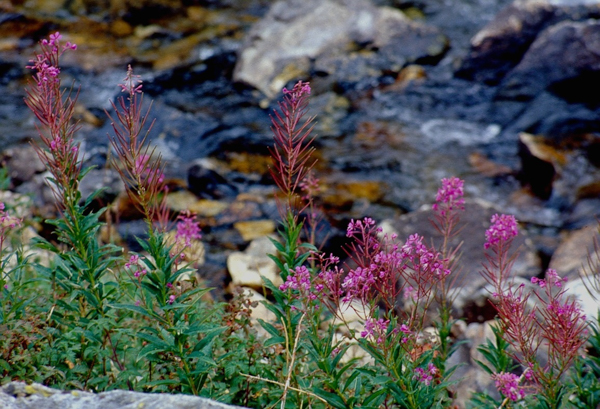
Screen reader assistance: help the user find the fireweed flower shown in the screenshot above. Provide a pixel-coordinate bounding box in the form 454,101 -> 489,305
175,211 -> 202,248
107,65 -> 167,226
492,372 -> 527,401
270,80 -> 316,214
24,32 -> 81,208
432,177 -> 465,217
360,317 -> 389,344
414,363 -> 438,386
484,214 -> 518,250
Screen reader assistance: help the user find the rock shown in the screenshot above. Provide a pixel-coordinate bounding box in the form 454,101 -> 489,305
563,276 -> 600,322
468,152 -> 513,178
549,225 -> 598,280
234,0 -> 447,98
456,0 -> 557,84
1,144 -> 46,187
498,19 -> 600,102
456,0 -> 600,84
77,168 -> 124,204
0,381 -> 246,409
233,220 -> 276,241
227,236 -> 282,289
420,119 -> 500,147
518,132 -> 565,199
188,163 -> 238,200
389,199 -> 541,315
166,190 -> 229,217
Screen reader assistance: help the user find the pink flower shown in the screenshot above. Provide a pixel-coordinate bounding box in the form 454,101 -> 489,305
484,214 -> 518,249
432,177 -> 465,216
175,211 -> 202,248
414,364 -> 437,386
167,294 -> 176,304
491,372 -> 526,401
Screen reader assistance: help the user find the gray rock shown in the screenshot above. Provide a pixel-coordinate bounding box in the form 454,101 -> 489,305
234,0 -> 447,97
456,0 -> 600,85
498,19 -> 600,101
0,382 -> 247,409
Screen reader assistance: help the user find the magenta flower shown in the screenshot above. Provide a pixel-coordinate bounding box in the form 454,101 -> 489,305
491,372 -> 527,401
280,265 -> 312,293
175,211 -> 202,248
360,317 -> 389,345
432,177 -> 465,216
484,214 -> 518,249
414,363 -> 438,386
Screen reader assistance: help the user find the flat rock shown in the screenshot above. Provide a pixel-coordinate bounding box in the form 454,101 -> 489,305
0,381 -> 247,409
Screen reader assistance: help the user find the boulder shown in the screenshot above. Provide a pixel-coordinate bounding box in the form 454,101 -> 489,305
498,19 -> 600,102
234,0 -> 448,97
456,0 -> 600,85
549,225 -> 599,280
0,382 -> 246,409
227,235 -> 282,289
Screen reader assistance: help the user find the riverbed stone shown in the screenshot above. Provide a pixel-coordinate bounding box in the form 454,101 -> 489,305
0,381 -> 246,409
234,0 -> 448,98
227,235 -> 282,289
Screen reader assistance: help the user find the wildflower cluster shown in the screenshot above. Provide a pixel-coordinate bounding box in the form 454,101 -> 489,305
481,214 -> 588,405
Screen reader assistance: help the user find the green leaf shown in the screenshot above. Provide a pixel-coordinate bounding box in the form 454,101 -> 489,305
311,387 -> 347,409
110,303 -> 165,324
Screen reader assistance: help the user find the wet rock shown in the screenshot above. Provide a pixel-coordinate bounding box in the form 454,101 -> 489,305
234,0 -> 447,98
227,235 -> 282,290
188,163 -> 238,200
518,132 -> 564,199
1,144 -> 46,187
456,0 -> 557,84
456,0 -> 600,84
389,199 -> 541,315
420,119 -> 500,147
498,19 -> 600,103
0,381 -> 245,409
